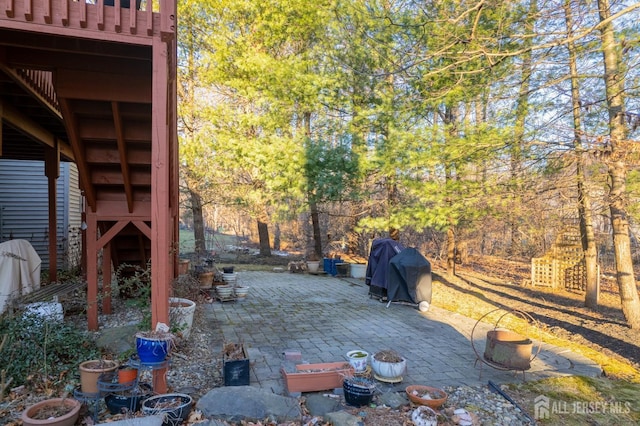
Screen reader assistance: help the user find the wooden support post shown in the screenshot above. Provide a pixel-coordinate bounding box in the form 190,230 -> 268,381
45,144 -> 59,283
102,242 -> 112,314
150,36 -> 173,393
86,212 -> 99,331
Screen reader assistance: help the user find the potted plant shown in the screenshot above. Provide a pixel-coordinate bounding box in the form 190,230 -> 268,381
78,359 -> 118,394
169,297 -> 196,340
141,393 -> 193,426
345,350 -> 369,373
104,383 -> 153,415
21,396 -> 81,426
234,285 -> 249,298
222,342 -> 250,386
135,330 -> 175,364
117,364 -> 138,384
371,349 -> 406,382
306,253 -> 321,273
342,376 -> 376,407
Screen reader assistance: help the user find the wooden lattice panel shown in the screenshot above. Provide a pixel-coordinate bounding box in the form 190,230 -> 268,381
532,228 -> 589,289
532,257 -> 555,287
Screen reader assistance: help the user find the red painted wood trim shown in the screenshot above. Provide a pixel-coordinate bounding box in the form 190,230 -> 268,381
132,220 -> 152,239
5,0 -> 15,18
95,220 -> 128,250
43,0 -> 50,23
23,0 -> 31,21
58,97 -> 96,211
150,37 -> 171,394
80,0 -> 86,28
102,242 -> 112,314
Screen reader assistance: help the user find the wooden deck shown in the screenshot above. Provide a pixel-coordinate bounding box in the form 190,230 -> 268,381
2,0 -> 174,42
0,0 -> 179,354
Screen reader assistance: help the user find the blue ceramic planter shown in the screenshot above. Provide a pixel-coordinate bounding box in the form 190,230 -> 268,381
135,335 -> 170,363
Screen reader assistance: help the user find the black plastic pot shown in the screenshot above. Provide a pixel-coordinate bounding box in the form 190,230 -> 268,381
343,379 -> 375,407
222,266 -> 235,274
142,393 -> 192,426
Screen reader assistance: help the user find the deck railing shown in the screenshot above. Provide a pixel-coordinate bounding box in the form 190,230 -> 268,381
16,69 -> 60,113
1,0 -> 175,41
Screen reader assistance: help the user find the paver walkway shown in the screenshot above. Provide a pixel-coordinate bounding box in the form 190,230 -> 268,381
204,270 -> 601,395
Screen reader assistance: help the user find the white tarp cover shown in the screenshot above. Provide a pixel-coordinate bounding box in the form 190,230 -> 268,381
0,239 -> 42,314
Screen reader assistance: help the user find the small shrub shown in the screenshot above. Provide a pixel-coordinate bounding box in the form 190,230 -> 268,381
0,311 -> 101,391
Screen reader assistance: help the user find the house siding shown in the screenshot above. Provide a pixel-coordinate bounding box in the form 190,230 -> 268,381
0,159 -> 82,271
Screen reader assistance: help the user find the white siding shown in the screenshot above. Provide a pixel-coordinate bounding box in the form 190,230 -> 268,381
0,159 -> 83,271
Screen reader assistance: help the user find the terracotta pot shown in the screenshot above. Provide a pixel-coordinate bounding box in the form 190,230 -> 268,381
117,365 -> 138,384
198,271 -> 214,287
21,398 -> 81,426
79,359 -> 118,394
178,259 -> 190,275
405,385 -> 447,409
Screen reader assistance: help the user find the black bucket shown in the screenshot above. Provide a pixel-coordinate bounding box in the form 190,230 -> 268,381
343,378 -> 375,407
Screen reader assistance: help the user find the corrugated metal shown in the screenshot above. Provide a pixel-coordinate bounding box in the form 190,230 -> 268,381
0,159 -> 83,271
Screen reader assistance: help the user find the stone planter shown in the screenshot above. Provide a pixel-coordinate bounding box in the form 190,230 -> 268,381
281,362 -> 353,393
169,297 -> 196,340
21,398 -> 81,426
371,351 -> 406,382
79,359 -> 118,394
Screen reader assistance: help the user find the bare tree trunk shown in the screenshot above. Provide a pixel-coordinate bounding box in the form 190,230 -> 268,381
310,200 -> 322,259
509,3 -> 535,256
446,226 -> 456,278
273,222 -> 281,251
598,0 -> 640,328
190,189 -> 206,262
564,1 -> 599,308
443,105 -> 458,277
256,217 -> 271,257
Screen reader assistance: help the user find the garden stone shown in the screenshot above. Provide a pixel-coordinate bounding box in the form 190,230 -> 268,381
377,389 -> 408,408
95,324 -> 138,354
324,410 -> 363,426
304,393 -> 343,416
197,386 -> 301,423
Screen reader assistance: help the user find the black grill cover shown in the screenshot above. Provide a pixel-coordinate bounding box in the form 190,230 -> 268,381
386,247 -> 432,305
365,238 -> 405,290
